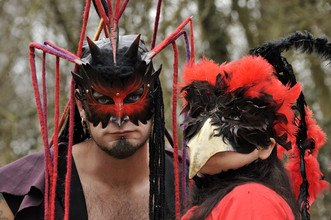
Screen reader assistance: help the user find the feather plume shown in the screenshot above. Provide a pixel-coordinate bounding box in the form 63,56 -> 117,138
286,152 -> 329,204
304,106 -> 327,157
182,56 -> 301,152
182,57 -> 221,86
250,31 -> 331,62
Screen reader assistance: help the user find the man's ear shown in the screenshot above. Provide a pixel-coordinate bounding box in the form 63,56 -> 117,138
75,89 -> 85,119
258,138 -> 276,160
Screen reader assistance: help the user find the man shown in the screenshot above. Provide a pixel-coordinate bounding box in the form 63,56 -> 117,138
0,0 -> 189,218
70,35 -> 166,219
0,33 -> 184,220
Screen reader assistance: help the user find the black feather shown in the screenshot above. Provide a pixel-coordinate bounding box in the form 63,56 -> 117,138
182,73 -> 284,154
250,31 -> 331,62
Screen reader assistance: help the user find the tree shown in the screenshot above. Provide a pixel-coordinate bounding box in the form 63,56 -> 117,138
0,0 -> 330,218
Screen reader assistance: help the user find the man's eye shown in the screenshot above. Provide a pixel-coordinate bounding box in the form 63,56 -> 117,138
123,88 -> 144,104
93,91 -> 114,105
97,97 -> 114,104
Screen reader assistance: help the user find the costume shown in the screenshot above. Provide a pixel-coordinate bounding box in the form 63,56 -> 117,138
1,0 -> 195,219
180,32 -> 329,219
0,143 -> 186,220
181,183 -> 294,220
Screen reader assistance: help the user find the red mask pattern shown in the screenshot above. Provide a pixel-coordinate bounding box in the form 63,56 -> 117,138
84,73 -> 152,127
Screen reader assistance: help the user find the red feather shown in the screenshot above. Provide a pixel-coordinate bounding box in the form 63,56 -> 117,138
277,145 -> 287,160
182,56 -> 221,85
305,106 -> 327,156
286,153 -> 329,204
285,152 -> 301,199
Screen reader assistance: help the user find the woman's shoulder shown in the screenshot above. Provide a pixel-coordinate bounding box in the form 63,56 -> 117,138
221,182 -> 290,207
208,183 -> 294,220
230,182 -> 281,196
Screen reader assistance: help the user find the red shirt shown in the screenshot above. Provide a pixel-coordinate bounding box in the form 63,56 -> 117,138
182,183 -> 294,220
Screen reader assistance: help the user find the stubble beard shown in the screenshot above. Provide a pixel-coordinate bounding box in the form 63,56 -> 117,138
93,137 -> 147,159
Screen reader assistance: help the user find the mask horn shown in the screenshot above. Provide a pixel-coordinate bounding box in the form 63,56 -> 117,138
124,34 -> 141,58
87,36 -> 102,63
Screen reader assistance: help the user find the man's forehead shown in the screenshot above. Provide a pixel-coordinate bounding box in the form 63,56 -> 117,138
91,76 -> 144,95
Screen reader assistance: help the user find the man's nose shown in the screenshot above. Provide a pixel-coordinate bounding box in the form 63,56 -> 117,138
110,115 -> 129,127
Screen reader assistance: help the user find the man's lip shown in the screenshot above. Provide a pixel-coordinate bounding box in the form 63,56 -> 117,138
110,130 -> 134,135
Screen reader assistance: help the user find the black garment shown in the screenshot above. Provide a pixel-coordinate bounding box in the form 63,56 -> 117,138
0,143 -> 186,219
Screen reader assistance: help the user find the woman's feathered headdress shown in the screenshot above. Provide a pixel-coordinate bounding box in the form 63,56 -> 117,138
182,31 -> 329,219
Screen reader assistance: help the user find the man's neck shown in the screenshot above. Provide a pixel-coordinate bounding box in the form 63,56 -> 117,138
72,139 -> 149,187
72,139 -> 150,220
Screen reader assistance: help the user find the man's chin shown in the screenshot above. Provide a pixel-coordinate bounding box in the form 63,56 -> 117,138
98,139 -> 143,159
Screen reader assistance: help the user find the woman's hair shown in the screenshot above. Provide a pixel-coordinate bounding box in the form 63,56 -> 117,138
187,146 -> 302,219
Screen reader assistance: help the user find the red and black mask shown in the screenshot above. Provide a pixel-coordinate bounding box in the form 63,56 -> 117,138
72,35 -> 161,128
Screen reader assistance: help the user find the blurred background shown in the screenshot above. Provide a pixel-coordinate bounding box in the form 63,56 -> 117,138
0,0 -> 330,218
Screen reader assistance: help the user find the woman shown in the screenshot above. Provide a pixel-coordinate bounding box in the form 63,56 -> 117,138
181,33 -> 329,219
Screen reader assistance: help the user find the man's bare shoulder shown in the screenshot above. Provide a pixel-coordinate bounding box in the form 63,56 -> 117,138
0,193 -> 14,220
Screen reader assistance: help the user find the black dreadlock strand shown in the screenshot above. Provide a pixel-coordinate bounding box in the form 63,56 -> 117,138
149,78 -> 166,219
